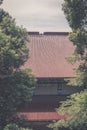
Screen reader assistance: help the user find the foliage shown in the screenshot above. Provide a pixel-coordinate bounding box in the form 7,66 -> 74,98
62,0 -> 87,56
0,11 -> 29,75
0,1 -> 36,129
0,69 -> 35,126
63,0 -> 87,87
3,123 -> 32,130
62,0 -> 87,30
49,91 -> 87,130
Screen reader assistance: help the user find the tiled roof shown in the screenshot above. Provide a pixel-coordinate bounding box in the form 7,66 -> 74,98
18,103 -> 67,121
23,32 -> 77,78
18,111 -> 67,121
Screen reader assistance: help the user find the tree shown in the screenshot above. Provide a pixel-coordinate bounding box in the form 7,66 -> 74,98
49,0 -> 87,130
62,0 -> 87,87
0,1 -> 36,129
49,91 -> 87,130
3,123 -> 32,130
62,0 -> 87,30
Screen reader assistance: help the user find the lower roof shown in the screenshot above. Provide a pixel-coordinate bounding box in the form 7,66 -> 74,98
18,102 -> 67,121
18,111 -> 67,121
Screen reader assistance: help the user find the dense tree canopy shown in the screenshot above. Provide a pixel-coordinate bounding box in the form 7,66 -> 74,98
3,123 -> 32,130
49,91 -> 87,130
62,0 -> 87,30
0,1 -> 36,129
63,0 -> 87,57
63,0 -> 87,87
0,10 -> 29,75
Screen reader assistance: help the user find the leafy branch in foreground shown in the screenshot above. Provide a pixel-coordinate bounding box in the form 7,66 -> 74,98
63,0 -> 87,87
0,2 -> 36,129
3,123 -> 32,130
49,91 -> 87,130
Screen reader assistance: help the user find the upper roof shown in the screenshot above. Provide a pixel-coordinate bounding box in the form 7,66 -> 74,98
23,32 -> 77,78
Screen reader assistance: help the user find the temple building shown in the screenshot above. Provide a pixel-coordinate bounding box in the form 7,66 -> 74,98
19,32 -> 83,130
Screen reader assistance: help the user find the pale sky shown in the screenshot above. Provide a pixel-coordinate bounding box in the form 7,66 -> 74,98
1,0 -> 71,32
